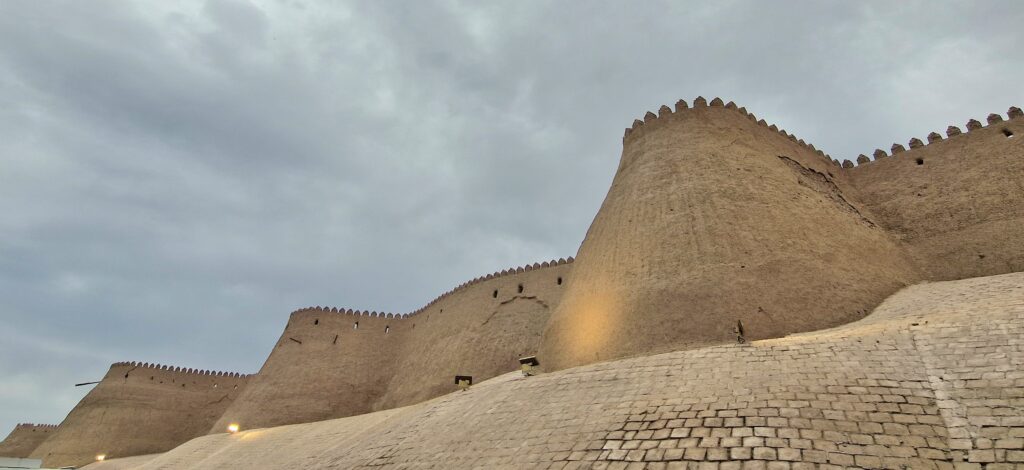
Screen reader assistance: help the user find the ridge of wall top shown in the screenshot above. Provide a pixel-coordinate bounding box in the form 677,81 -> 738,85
844,106 -> 1020,168
109,361 -> 251,378
622,96 -> 840,167
290,256 -> 575,320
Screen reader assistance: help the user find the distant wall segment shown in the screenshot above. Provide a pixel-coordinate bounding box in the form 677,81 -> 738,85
211,259 -> 574,432
28,362 -> 250,468
0,423 -> 58,458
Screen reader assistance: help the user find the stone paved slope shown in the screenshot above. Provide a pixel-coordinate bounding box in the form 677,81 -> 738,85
84,272 -> 1024,469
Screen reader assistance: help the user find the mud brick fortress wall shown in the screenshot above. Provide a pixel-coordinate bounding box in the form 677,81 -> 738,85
11,97 -> 1023,468
25,362 -> 250,468
0,423 -> 58,458
541,98 -> 1023,370
210,258 -> 574,433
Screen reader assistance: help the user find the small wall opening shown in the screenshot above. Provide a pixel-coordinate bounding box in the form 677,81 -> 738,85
915,158 -> 924,165
353,321 -> 359,330
385,325 -> 390,334
492,290 -> 498,298
556,277 -> 563,285
314,319 -> 319,325
1003,128 -> 1015,138
517,284 -> 524,293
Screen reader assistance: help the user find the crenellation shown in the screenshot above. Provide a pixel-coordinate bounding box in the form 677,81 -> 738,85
693,96 -> 707,107
842,159 -> 854,168
966,119 -> 982,130
987,113 -> 1003,124
658,105 -> 671,117
725,101 -> 737,109
1009,106 -> 1023,119
947,125 -> 961,137
674,99 -> 688,112
643,111 -> 656,122
908,137 -> 924,149
892,143 -> 906,154
709,97 -> 724,107
927,132 -> 942,143
873,149 -> 888,160
857,154 -> 870,164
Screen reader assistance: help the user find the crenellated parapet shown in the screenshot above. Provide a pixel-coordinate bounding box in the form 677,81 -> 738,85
111,361 -> 250,379
291,257 -> 575,320
850,106 -> 1021,167
13,423 -> 58,429
623,97 -> 840,168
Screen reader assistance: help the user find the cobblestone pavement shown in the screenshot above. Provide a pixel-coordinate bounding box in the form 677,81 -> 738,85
85,272 -> 1024,470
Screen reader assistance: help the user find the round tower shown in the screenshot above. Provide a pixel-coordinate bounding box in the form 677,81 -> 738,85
538,98 -> 920,370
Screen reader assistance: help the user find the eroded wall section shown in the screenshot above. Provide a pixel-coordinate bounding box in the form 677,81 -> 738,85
29,362 -> 249,468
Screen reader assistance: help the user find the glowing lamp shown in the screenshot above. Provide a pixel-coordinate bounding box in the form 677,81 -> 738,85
454,375 -> 472,391
96,454 -> 106,461
227,423 -> 240,433
519,356 -> 540,376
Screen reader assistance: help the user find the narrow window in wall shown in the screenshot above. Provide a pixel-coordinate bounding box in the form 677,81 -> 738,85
915,158 -> 924,165
1004,128 -> 1015,138
314,319 -> 319,325
354,321 -> 359,330
517,284 -> 524,293
557,277 -> 563,285
493,290 -> 498,298
385,326 -> 390,334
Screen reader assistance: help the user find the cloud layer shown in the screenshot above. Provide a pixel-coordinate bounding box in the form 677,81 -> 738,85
1,0 -> 1022,434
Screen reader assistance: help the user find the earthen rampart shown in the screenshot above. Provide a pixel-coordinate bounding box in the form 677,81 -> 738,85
0,423 -> 58,458
211,258 -> 574,432
29,362 -> 250,468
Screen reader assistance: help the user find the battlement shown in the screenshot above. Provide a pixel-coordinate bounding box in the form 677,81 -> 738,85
110,361 -> 250,379
622,96 -> 839,167
13,423 -> 58,429
846,106 -> 1022,168
291,256 -> 575,320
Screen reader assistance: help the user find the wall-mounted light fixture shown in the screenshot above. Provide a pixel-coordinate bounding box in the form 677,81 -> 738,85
227,423 -> 240,433
454,375 -> 472,391
519,356 -> 540,376
96,454 -> 106,462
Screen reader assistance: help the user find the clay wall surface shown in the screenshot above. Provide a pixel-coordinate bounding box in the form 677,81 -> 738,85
377,260 -> 573,410
211,260 -> 573,432
210,309 -> 407,433
845,109 -> 1024,281
82,272 -> 1024,469
539,98 -> 921,371
0,423 -> 57,458
29,362 -> 250,468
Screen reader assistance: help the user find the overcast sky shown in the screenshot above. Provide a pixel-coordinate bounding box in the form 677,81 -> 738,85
1,0 -> 1022,436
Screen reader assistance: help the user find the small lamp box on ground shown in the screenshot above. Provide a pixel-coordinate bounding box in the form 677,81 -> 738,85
454,375 -> 472,391
519,356 -> 539,376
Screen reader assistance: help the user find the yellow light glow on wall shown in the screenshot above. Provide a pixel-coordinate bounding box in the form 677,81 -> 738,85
227,423 -> 240,433
96,454 -> 106,461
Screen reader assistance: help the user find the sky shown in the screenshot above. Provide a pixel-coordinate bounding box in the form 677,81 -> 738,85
1,0 -> 1022,436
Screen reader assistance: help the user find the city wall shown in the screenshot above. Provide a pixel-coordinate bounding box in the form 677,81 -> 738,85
28,362 -> 250,468
0,423 -> 57,458
19,96 -> 1024,465
211,259 -> 573,432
